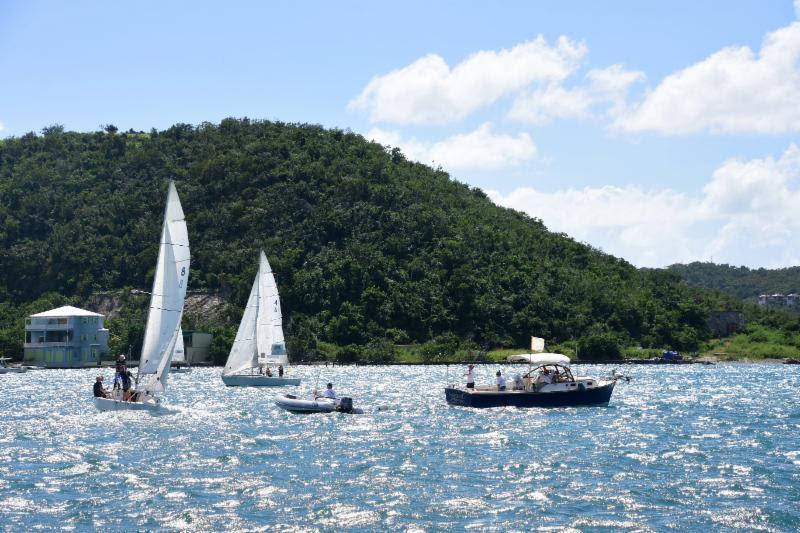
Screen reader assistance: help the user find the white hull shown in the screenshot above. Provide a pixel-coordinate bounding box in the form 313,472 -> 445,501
94,396 -> 161,412
274,394 -> 337,413
0,367 -> 26,374
222,374 -> 301,387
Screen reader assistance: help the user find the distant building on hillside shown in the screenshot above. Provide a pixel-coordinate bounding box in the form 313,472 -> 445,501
758,293 -> 800,310
183,331 -> 213,363
708,311 -> 745,338
24,306 -> 109,368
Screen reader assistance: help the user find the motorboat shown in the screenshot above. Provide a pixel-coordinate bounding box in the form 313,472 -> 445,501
221,251 -> 300,387
274,393 -> 361,414
445,354 -> 623,408
0,357 -> 26,374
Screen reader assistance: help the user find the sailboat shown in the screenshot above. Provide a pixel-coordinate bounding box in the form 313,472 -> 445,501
221,251 -> 300,387
95,181 -> 190,411
171,327 -> 192,372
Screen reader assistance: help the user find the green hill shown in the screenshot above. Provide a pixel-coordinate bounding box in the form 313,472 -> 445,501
0,120 -> 723,360
668,262 -> 800,301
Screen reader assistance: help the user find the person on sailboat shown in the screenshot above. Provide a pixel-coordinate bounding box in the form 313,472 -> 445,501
465,364 -> 475,389
323,383 -> 337,399
278,365 -> 284,378
93,376 -> 110,398
115,354 -> 126,373
118,364 -> 134,401
265,367 -> 273,377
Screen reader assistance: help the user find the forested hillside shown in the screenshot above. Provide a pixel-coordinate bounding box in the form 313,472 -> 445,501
668,262 -> 800,301
0,120 -> 724,360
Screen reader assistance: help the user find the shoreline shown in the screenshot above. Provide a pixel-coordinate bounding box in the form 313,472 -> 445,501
11,358 -> 799,370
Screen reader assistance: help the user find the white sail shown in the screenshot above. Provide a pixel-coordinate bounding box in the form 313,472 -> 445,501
223,250 -> 289,375
139,181 -> 189,394
256,251 -> 288,366
173,328 -> 185,362
223,270 -> 260,376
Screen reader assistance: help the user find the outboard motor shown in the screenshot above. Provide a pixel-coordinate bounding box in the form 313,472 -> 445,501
337,397 -> 354,413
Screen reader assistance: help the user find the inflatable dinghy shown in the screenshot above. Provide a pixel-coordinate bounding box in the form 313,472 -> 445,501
274,394 -> 362,414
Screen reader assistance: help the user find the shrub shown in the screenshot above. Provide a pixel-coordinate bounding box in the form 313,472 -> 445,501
577,334 -> 622,360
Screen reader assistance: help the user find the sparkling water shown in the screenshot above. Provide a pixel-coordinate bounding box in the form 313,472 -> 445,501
1,364 -> 799,531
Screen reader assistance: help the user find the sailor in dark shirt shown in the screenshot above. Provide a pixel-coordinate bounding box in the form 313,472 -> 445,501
114,365 -> 134,401
93,375 -> 110,398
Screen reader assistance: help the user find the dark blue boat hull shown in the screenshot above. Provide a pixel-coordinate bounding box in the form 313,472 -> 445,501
444,382 -> 615,408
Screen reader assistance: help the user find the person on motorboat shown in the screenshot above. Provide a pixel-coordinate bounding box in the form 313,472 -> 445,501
465,364 -> 475,389
496,371 -> 507,391
266,367 -> 273,377
323,382 -> 337,399
278,365 -> 284,378
93,375 -> 110,398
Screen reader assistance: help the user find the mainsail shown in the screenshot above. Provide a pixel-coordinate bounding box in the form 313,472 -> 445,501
139,181 -> 190,394
256,251 -> 288,366
173,328 -> 185,363
223,251 -> 287,376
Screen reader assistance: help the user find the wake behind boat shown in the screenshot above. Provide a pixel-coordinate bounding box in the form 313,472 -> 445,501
445,354 -> 622,408
95,180 -> 190,412
221,251 -> 300,387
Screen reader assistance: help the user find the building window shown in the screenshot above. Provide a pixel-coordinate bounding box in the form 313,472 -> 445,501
25,331 -> 31,343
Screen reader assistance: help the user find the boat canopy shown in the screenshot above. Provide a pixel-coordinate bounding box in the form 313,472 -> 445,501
506,353 -> 571,365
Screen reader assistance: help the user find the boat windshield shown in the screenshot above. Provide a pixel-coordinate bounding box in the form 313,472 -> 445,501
524,363 -> 575,383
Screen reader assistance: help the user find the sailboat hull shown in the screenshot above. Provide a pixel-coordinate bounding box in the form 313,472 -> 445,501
221,375 -> 301,387
94,397 -> 161,412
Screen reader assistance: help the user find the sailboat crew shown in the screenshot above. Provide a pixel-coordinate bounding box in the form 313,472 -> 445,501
93,376 -> 110,398
466,364 -> 475,389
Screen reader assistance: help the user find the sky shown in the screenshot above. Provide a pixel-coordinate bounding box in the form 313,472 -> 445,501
1,0 -> 799,269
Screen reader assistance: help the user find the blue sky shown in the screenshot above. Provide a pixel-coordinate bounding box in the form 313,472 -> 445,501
2,1 -> 799,268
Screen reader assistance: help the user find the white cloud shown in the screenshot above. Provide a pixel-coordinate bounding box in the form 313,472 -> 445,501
489,144 -> 800,268
508,84 -> 593,125
615,21 -> 800,134
349,36 -> 586,125
509,64 -> 645,125
368,123 -> 537,170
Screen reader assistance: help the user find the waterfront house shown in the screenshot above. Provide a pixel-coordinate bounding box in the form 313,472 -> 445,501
24,306 -> 110,368
183,330 -> 213,363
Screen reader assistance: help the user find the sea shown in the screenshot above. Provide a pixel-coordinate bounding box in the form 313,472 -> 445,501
1,363 -> 798,531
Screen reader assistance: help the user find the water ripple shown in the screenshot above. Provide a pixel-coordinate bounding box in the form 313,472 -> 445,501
1,364 -> 799,530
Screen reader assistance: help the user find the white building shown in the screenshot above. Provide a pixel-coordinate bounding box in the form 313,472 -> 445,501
24,306 -> 110,368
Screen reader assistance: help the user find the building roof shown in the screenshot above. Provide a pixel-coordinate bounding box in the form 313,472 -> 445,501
30,305 -> 103,318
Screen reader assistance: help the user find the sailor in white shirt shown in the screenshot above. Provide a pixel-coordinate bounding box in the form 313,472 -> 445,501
495,370 -> 507,391
466,364 -> 475,389
323,382 -> 337,399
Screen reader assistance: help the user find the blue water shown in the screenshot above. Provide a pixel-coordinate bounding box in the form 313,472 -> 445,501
1,364 -> 799,531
